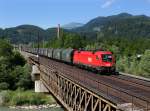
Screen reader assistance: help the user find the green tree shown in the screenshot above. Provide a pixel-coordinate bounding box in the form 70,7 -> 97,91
0,39 -> 33,90
139,50 -> 150,77
0,39 -> 13,57
16,64 -> 33,90
10,51 -> 26,67
116,56 -> 129,72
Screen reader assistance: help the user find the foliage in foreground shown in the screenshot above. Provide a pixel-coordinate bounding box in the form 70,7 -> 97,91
0,90 -> 56,106
0,39 -> 33,91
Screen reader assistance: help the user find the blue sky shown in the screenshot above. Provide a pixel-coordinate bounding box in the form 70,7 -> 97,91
0,0 -> 150,29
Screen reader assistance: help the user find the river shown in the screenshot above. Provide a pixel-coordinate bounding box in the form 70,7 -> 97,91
0,107 -> 64,111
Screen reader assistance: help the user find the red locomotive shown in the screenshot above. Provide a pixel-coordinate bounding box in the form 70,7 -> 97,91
73,50 -> 116,73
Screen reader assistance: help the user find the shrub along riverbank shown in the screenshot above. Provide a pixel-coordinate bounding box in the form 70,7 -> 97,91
0,90 -> 56,106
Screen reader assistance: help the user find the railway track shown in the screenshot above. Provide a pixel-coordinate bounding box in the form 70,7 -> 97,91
30,56 -> 150,111
112,74 -> 150,88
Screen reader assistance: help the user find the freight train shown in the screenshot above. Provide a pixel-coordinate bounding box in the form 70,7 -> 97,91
22,47 -> 116,73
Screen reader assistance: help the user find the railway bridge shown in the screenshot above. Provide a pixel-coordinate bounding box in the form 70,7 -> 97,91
20,50 -> 150,111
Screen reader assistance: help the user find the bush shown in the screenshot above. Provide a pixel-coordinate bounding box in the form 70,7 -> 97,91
0,82 -> 9,90
0,39 -> 13,57
10,51 -> 26,67
116,56 -> 129,72
0,91 -> 10,106
139,50 -> 150,77
2,90 -> 56,106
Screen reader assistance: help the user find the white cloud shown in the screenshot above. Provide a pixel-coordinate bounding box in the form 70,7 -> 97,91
101,0 -> 116,8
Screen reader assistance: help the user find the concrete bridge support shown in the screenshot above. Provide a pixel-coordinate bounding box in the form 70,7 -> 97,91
31,65 -> 48,93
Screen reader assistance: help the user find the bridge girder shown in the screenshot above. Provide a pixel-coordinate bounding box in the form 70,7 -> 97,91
39,64 -> 118,111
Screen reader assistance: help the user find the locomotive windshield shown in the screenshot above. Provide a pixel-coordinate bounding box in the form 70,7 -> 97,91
102,54 -> 112,62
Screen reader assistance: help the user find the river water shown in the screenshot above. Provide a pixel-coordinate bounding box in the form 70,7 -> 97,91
0,107 -> 64,111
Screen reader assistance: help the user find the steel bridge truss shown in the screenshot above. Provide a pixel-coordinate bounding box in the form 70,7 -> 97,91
39,64 -> 118,111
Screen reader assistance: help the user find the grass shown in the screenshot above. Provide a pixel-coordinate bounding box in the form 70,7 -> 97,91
0,89 -> 56,106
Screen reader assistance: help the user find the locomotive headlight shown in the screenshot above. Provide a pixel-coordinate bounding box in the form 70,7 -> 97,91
108,55 -> 112,58
105,63 -> 111,67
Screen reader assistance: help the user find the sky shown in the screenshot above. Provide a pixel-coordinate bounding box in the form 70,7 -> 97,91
0,0 -> 150,29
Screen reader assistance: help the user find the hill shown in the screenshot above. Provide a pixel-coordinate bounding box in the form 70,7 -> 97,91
46,27 -> 70,39
0,25 -> 50,44
0,25 -> 70,44
72,13 -> 150,39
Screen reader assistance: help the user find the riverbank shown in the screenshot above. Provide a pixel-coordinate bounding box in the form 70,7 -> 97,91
0,106 -> 64,111
9,103 -> 61,110
0,89 -> 59,109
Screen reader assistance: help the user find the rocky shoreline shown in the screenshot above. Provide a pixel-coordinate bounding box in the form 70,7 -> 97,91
9,104 -> 61,110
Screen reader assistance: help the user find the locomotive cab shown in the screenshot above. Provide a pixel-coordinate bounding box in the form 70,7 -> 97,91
102,54 -> 112,62
100,53 -> 116,73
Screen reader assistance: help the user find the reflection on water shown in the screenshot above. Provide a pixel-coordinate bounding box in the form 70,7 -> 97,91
0,107 -> 64,111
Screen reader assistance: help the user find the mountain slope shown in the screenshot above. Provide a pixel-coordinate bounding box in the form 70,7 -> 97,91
0,25 -> 72,44
1,25 -> 52,43
46,27 -> 70,39
73,13 -> 150,39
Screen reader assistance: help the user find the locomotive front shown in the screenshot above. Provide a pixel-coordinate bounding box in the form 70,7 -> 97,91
96,51 -> 116,73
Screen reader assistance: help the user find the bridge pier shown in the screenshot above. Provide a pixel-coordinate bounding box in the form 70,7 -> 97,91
31,65 -> 49,93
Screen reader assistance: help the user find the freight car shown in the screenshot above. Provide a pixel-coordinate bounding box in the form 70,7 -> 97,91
22,47 -> 116,73
61,49 -> 74,63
